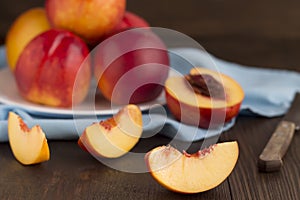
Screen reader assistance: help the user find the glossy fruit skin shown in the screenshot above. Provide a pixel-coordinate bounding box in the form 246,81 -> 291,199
6,7 -> 50,71
165,91 -> 242,128
14,29 -> 91,107
112,11 -> 149,31
94,29 -> 170,105
102,11 -> 150,41
45,0 -> 126,44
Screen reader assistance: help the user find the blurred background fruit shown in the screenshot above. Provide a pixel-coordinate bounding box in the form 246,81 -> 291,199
101,11 -> 150,41
45,0 -> 126,45
109,11 -> 149,34
94,29 -> 170,105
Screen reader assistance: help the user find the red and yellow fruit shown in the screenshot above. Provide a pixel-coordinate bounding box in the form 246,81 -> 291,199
110,11 -> 149,34
94,29 -> 170,104
165,67 -> 244,128
14,29 -> 91,107
45,0 -> 126,44
5,7 -> 50,71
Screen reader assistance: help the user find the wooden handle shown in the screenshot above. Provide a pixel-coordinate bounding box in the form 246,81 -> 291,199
258,121 -> 295,172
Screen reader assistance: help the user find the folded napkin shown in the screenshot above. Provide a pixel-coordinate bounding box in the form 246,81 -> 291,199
1,46 -> 300,142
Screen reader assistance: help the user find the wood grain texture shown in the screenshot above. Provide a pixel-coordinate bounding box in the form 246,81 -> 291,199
220,116 -> 299,200
0,0 -> 300,199
258,121 -> 295,172
0,139 -> 232,200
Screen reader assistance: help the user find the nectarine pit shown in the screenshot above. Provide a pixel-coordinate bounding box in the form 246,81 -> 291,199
185,74 -> 225,100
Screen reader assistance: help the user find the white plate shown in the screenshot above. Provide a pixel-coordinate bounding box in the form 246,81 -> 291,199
0,68 -> 168,117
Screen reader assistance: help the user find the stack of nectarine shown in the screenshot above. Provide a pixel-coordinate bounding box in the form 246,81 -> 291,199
6,0 -> 164,107
4,1 -> 243,194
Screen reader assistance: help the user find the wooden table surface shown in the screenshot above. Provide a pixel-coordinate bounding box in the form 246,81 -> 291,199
0,0 -> 299,199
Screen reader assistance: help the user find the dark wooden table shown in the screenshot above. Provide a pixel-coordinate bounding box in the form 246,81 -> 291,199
0,0 -> 299,199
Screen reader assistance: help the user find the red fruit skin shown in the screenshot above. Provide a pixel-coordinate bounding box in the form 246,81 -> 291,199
14,29 -> 91,107
94,29 -> 169,105
101,11 -> 150,42
113,11 -> 150,31
165,90 -> 242,129
78,135 -> 88,152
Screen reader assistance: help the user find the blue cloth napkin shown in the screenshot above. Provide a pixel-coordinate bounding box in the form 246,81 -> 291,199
169,48 -> 300,116
1,46 -> 300,142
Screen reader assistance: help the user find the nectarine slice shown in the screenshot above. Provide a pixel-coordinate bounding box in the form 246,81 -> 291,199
165,67 -> 244,128
145,141 -> 239,194
8,112 -> 50,165
78,104 -> 143,158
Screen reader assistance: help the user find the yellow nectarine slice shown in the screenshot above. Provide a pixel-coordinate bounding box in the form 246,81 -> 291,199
8,112 -> 50,165
79,104 -> 143,158
145,141 -> 239,194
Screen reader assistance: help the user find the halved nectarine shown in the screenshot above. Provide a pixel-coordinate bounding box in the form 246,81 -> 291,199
145,141 -> 239,194
78,104 -> 143,158
165,67 -> 244,128
8,112 -> 50,165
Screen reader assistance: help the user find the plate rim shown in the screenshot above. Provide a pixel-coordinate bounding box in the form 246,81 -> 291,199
0,67 -> 167,117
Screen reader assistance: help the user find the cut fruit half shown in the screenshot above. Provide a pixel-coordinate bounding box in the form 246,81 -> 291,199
165,67 -> 244,128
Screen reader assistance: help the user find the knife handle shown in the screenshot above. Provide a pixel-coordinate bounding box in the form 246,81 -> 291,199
258,121 -> 295,172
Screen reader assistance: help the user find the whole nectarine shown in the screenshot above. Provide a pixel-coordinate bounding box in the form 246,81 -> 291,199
45,0 -> 126,44
94,29 -> 170,105
14,29 -> 91,107
6,7 -> 50,71
110,11 -> 149,33
102,11 -> 150,41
